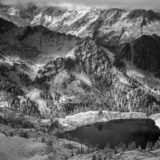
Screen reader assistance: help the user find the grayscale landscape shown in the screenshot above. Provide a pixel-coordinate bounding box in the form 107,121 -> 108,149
0,0 -> 160,159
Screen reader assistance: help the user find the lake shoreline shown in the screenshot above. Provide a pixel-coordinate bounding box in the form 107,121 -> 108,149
57,111 -> 147,131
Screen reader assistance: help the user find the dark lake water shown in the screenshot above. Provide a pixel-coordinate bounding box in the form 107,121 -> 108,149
65,119 -> 160,149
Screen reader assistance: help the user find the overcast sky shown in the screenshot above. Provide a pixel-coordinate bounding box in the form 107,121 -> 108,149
0,0 -> 160,9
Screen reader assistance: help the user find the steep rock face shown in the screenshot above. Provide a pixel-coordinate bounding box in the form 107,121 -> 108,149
74,38 -> 112,90
119,34 -> 160,77
36,7 -> 101,38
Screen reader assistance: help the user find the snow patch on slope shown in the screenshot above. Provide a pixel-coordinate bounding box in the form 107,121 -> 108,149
63,10 -> 89,26
150,113 -> 160,129
31,12 -> 43,25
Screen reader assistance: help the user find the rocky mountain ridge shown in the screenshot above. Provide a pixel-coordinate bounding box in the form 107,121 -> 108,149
1,4 -> 160,43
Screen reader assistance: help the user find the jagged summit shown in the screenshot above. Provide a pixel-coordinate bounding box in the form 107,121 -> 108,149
0,3 -> 160,51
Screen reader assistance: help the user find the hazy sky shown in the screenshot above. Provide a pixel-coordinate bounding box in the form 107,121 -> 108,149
0,0 -> 160,9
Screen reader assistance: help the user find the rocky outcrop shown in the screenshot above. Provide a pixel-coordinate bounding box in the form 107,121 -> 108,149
74,39 -> 112,86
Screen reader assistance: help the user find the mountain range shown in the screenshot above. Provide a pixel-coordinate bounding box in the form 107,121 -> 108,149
0,3 -> 160,116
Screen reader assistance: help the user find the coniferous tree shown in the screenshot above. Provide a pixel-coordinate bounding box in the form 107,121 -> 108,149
92,154 -> 97,160
122,143 -> 126,151
96,144 -> 99,151
146,141 -> 153,151
71,150 -> 74,157
138,145 -> 142,151
104,157 -> 107,160
114,146 -> 118,154
98,154 -> 102,160
131,141 -> 136,150
153,141 -> 160,150
127,143 -> 131,150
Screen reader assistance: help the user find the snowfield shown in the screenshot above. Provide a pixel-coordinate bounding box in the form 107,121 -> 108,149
150,113 -> 160,129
